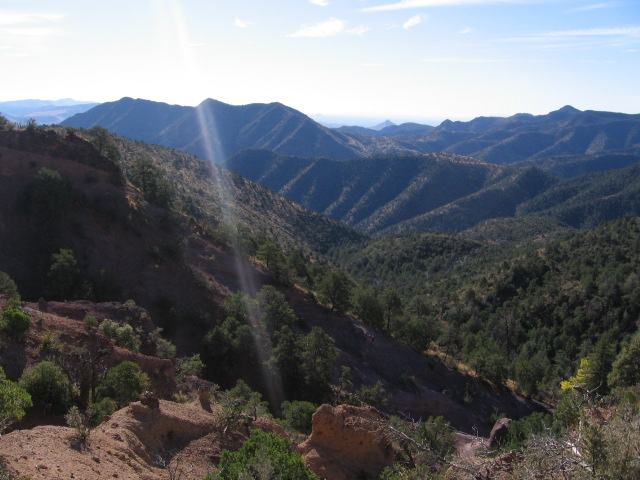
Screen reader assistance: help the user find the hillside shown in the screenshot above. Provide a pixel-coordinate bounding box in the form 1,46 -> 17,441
226,150 -> 571,234
0,124 -> 540,435
515,161 -> 640,229
227,148 -> 640,235
226,150 -> 551,234
109,133 -> 366,255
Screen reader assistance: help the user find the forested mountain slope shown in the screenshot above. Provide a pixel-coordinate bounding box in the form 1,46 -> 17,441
332,215 -> 640,397
227,150 -> 559,234
515,161 -> 640,229
227,148 -> 640,235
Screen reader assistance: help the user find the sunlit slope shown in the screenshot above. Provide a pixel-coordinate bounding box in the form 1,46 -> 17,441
111,133 -> 367,253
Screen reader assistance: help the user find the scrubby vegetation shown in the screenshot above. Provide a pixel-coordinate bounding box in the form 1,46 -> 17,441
207,429 -> 319,480
0,367 -> 32,434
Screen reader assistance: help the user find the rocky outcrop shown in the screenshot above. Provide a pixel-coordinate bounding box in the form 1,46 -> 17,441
298,404 -> 397,480
487,418 -> 512,448
0,399 -> 286,480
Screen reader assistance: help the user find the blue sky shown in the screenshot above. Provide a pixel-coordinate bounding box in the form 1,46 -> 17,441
0,0 -> 638,123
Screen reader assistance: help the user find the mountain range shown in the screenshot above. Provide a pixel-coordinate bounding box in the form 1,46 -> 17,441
62,97 -> 412,161
62,98 -> 640,176
56,97 -> 640,235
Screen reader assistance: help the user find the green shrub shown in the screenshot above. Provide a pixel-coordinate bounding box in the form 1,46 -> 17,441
609,330 -> 640,389
65,406 -> 90,444
39,331 -> 63,356
99,319 -> 141,352
18,361 -> 70,414
96,361 -> 148,407
358,380 -> 388,409
0,271 -> 20,300
210,429 -> 319,480
174,354 -> 204,389
0,367 -> 32,433
45,248 -> 91,301
0,303 -> 31,341
149,328 -> 176,359
281,400 -> 316,434
88,398 -> 118,426
218,380 -> 267,433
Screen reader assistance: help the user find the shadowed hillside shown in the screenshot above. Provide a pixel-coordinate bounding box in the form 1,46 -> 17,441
226,150 -> 560,234
227,148 -> 640,235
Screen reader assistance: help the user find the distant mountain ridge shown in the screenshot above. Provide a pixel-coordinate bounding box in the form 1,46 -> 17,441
418,105 -> 640,166
0,99 -> 99,125
62,97 -> 418,162
62,98 -> 640,176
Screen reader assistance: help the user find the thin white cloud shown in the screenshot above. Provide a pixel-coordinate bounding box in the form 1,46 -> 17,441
459,27 -> 473,34
289,18 -> 344,37
349,25 -> 371,35
423,57 -> 514,63
403,14 -> 424,29
288,18 -> 369,37
0,13 -> 64,25
0,27 -> 66,37
234,17 -> 252,28
539,27 -> 640,37
501,26 -> 640,47
362,0 -> 519,12
2,52 -> 28,57
569,2 -> 618,12
0,11 -> 67,55
309,0 -> 330,6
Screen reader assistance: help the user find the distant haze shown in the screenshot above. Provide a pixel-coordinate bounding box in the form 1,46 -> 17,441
311,113 -> 450,129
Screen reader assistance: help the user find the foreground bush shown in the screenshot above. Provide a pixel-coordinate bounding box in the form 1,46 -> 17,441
0,367 -> 32,433
18,361 -> 70,414
207,429 -> 319,480
96,361 -> 148,407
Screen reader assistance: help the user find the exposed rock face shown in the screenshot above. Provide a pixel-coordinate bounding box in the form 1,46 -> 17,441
298,404 -> 396,480
487,418 -> 512,448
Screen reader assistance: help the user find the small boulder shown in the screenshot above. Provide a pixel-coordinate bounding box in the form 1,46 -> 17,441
138,391 -> 160,409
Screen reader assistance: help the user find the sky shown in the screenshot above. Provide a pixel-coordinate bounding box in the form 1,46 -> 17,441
0,0 -> 638,124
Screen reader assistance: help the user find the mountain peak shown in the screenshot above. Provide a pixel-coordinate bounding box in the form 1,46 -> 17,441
372,119 -> 396,131
548,105 -> 581,118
